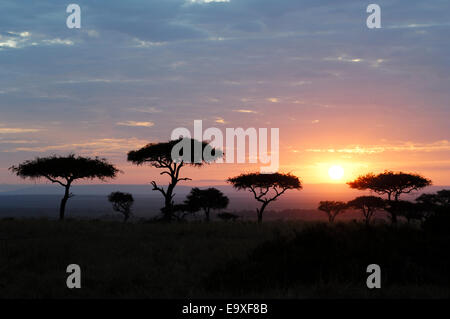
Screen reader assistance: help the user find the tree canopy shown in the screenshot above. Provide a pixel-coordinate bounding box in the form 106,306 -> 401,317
185,187 -> 229,221
416,190 -> 450,207
10,154 -> 119,220
228,172 -> 302,223
127,138 -> 221,166
347,171 -> 431,224
347,171 -> 431,201
108,191 -> 134,222
318,201 -> 347,223
127,138 -> 223,221
10,154 -> 119,185
228,172 -> 302,191
347,196 -> 385,225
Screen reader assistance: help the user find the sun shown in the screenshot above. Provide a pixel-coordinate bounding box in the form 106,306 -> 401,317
328,165 -> 344,180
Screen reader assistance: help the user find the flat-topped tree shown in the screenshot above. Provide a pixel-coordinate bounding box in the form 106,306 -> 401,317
347,196 -> 385,225
185,187 -> 229,222
10,154 -> 119,220
347,171 -> 431,224
318,201 -> 347,223
417,190 -> 450,208
416,189 -> 450,218
108,191 -> 134,223
127,138 -> 221,221
228,172 -> 302,223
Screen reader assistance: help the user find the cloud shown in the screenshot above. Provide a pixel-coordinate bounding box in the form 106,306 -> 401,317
324,56 -> 363,63
129,106 -> 162,114
0,39 -> 18,48
290,81 -> 311,87
42,38 -> 74,46
233,109 -> 258,114
0,31 -> 74,49
116,121 -> 155,127
7,31 -> 31,37
5,138 -> 149,156
0,139 -> 38,144
0,128 -> 42,134
132,38 -> 166,47
306,140 -> 450,154
188,0 -> 230,4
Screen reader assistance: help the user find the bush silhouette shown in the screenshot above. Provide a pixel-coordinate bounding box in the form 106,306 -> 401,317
217,212 -> 239,221
172,202 -> 200,221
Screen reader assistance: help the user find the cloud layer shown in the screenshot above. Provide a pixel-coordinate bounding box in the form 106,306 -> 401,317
1,0 -> 449,183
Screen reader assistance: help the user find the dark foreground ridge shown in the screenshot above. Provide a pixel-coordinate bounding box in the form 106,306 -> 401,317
0,219 -> 449,299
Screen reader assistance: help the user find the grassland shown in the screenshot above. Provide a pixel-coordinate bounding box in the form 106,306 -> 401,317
0,218 -> 449,298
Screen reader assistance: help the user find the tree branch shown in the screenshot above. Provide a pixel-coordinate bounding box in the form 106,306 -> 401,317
43,174 -> 66,187
151,181 -> 166,197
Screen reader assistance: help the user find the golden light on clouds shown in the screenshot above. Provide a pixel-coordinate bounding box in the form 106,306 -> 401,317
116,121 -> 154,127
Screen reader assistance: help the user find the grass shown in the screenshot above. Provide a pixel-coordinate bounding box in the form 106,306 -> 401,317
0,218 -> 449,298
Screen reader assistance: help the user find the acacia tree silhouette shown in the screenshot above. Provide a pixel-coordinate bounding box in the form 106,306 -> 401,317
347,171 -> 431,224
317,201 -> 347,223
185,187 -> 229,222
108,191 -> 134,222
10,154 -> 119,220
416,189 -> 450,232
228,172 -> 302,223
127,138 -> 221,221
416,190 -> 450,207
346,196 -> 385,225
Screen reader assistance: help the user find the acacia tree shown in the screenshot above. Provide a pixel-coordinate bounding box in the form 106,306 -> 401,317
185,187 -> 229,222
108,191 -> 134,223
127,138 -> 221,221
347,171 -> 431,224
228,172 -> 302,223
415,190 -> 450,222
347,196 -> 385,225
416,190 -> 450,232
317,201 -> 347,223
416,190 -> 450,208
10,155 -> 119,220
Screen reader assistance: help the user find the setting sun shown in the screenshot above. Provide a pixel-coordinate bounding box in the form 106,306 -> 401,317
328,165 -> 345,180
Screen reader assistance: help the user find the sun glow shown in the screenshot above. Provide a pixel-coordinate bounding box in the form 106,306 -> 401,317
328,165 -> 344,180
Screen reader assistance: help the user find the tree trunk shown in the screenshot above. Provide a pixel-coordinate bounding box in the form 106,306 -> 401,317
364,208 -> 370,226
59,185 -> 71,220
390,212 -> 398,224
205,208 -> 210,222
328,214 -> 334,223
365,213 -> 371,226
386,193 -> 398,225
162,183 -> 175,221
257,202 -> 268,224
123,210 -> 130,223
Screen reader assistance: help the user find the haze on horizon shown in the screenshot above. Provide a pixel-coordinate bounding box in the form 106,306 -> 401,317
1,0 -> 450,187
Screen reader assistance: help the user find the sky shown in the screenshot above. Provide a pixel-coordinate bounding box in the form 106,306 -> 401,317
1,0 -> 450,186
